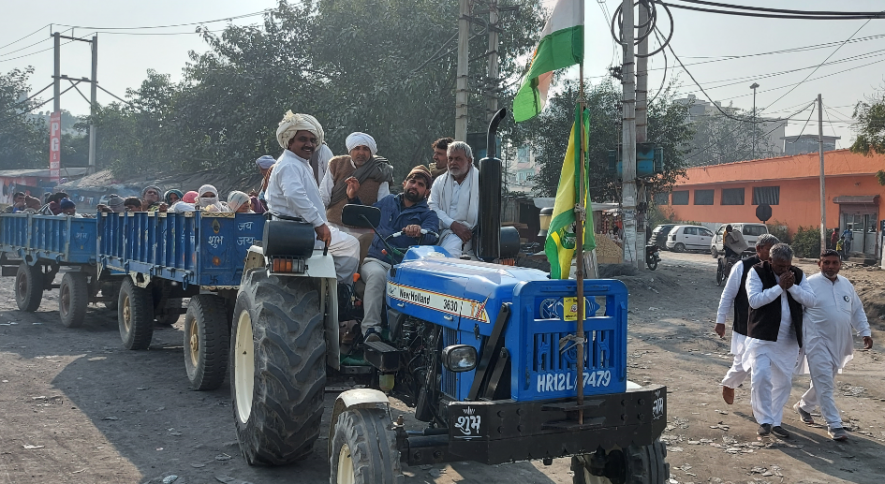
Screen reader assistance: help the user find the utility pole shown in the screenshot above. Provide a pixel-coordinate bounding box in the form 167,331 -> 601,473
750,82 -> 759,159
89,35 -> 98,173
818,93 -> 826,251
455,0 -> 471,141
53,32 -> 60,113
634,1 -> 648,271
621,0 -> 638,267
486,0 -> 499,124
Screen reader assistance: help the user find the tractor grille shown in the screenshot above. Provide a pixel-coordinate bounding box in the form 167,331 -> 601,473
532,330 -> 612,373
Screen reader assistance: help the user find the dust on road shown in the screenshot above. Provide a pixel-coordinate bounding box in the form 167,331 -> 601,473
1,251 -> 883,484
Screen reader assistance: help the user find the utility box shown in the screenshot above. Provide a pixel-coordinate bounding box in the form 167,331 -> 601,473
607,142 -> 663,178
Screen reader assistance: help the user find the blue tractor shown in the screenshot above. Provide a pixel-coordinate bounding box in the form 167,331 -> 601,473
228,111 -> 669,483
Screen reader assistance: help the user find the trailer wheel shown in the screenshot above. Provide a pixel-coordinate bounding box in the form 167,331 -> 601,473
101,282 -> 121,311
571,440 -> 669,484
330,408 -> 402,484
230,271 -> 325,466
184,295 -> 231,391
59,272 -> 89,328
118,278 -> 154,350
15,262 -> 43,312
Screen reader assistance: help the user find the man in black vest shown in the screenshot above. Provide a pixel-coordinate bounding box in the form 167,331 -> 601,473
744,243 -> 815,439
715,234 -> 780,405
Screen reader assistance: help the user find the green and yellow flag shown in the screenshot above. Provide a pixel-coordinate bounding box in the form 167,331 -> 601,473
545,104 -> 595,279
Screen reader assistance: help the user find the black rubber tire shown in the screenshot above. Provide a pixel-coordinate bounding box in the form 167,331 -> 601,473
330,408 -> 403,484
15,262 -> 43,312
645,257 -> 658,271
59,272 -> 89,328
230,271 -> 325,466
716,260 -> 726,286
156,298 -> 183,326
711,247 -> 719,258
183,295 -> 231,391
101,282 -> 121,311
118,278 -> 155,350
571,441 -> 669,484
673,243 -> 685,253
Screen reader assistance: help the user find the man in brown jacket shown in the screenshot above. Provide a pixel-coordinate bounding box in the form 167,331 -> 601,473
320,132 -> 393,225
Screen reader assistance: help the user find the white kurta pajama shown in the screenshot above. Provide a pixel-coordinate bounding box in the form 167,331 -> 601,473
266,149 -> 360,284
797,274 -> 871,429
716,260 -> 751,389
744,270 -> 815,427
428,166 -> 479,259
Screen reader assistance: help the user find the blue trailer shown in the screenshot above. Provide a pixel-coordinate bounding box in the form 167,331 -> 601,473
0,213 -> 121,328
96,210 -> 265,390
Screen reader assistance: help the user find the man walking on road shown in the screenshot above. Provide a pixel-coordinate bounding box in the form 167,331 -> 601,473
793,249 -> 873,441
841,225 -> 854,256
715,234 -> 780,405
745,243 -> 815,439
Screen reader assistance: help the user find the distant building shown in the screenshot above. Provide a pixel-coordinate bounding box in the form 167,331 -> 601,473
505,145 -> 540,194
676,94 -> 786,158
781,134 -> 840,156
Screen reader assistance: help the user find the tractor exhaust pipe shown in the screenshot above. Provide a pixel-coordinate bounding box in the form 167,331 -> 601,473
476,109 -> 508,262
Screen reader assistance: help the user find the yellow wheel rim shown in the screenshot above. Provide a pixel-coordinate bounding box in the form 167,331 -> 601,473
188,318 -> 200,368
234,309 -> 255,424
337,443 -> 355,484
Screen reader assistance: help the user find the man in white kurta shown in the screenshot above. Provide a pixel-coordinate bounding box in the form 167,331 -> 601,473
428,141 -> 479,259
715,234 -> 780,404
794,250 -> 873,441
265,111 -> 360,284
745,243 -> 815,438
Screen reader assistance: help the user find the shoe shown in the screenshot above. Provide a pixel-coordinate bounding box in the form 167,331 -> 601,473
771,426 -> 790,439
828,427 -> 849,441
364,332 -> 381,344
757,423 -> 772,436
793,402 -> 815,425
722,386 -> 735,405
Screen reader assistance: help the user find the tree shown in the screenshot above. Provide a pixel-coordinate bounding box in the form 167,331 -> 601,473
0,68 -> 47,169
850,90 -> 885,184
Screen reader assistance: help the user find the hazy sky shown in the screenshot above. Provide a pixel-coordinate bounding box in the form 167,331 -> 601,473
2,0 -> 884,148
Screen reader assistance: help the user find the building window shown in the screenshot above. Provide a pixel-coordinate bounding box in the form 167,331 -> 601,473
694,189 -> 714,205
753,186 -> 780,205
653,192 -> 669,205
721,188 -> 745,205
672,190 -> 689,205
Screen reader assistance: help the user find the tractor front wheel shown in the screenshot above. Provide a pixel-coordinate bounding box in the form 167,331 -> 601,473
571,441 -> 669,484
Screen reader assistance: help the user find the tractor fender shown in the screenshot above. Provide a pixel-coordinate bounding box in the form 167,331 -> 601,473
327,388 -> 390,456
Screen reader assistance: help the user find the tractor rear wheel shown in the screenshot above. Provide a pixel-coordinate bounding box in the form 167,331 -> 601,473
59,272 -> 89,328
183,294 -> 230,391
15,262 -> 43,312
118,278 -> 154,350
230,271 -> 325,465
571,441 -> 669,484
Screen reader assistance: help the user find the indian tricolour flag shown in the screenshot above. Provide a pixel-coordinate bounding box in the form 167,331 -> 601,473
512,0 -> 584,123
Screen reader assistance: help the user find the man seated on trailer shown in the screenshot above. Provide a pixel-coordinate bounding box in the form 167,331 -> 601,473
428,141 -> 479,259
347,165 -> 439,343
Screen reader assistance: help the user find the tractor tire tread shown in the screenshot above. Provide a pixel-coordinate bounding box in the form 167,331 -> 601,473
184,294 -> 231,391
330,408 -> 402,484
118,278 -> 154,350
59,272 -> 89,328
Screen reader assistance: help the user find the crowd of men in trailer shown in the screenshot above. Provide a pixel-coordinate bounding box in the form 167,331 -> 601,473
715,233 -> 873,442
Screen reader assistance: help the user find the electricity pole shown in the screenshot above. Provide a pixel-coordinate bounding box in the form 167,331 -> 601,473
89,35 -> 98,173
818,93 -> 826,251
52,32 -> 99,174
621,0 -> 638,267
487,0 -> 499,124
750,82 -> 759,159
455,0 -> 471,140
53,32 -> 60,113
634,1 -> 648,271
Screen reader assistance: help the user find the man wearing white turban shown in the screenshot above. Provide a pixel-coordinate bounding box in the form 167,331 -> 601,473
266,112 -> 360,284
273,113 -> 333,187
320,131 -> 393,225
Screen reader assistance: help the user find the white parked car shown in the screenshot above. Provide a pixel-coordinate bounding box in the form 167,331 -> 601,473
710,223 -> 769,256
665,225 -> 715,252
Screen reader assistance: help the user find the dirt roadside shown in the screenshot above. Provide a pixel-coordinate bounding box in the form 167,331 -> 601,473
0,252 -> 882,484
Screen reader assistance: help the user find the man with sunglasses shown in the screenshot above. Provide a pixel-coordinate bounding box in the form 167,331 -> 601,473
793,249 -> 872,441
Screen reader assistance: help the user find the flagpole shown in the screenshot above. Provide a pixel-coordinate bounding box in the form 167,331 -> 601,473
574,61 -> 587,425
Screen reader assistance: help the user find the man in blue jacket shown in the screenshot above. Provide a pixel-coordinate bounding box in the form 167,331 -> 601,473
346,165 -> 439,342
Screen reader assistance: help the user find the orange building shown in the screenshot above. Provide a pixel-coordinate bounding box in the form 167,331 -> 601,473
659,149 -> 885,257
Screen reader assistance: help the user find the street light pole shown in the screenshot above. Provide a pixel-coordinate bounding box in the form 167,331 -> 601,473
750,82 -> 759,160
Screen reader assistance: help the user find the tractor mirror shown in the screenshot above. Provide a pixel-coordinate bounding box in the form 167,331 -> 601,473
342,204 -> 381,229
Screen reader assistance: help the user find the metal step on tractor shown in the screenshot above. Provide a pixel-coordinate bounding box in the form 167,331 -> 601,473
229,110 -> 669,483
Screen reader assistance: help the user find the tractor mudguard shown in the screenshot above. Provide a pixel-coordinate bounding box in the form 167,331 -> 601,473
327,388 -> 390,456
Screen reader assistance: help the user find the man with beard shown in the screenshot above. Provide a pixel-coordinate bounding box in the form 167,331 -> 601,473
715,234 -> 780,405
428,141 -> 479,259
266,111 -> 360,285
793,249 -> 872,441
321,132 -> 393,225
429,137 -> 453,182
347,166 -> 438,342
744,243 -> 815,439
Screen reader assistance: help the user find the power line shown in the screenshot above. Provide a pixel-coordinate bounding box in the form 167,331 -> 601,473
53,10 -> 269,31
0,37 -> 51,58
0,40 -> 74,63
0,24 -> 50,52
792,103 -> 817,139
671,1 -> 885,18
822,104 -> 842,148
662,1 -> 885,20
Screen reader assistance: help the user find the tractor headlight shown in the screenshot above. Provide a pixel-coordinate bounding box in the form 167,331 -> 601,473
441,345 -> 477,372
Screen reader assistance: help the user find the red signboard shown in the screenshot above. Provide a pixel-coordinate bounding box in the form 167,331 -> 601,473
49,111 -> 61,184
